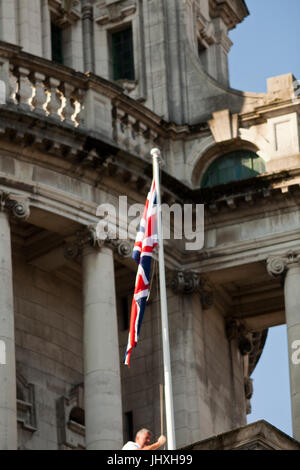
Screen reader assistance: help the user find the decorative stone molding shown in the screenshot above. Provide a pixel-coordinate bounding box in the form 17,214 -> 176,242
0,193 -> 30,221
171,271 -> 199,294
64,225 -> 133,260
225,318 -> 253,355
196,12 -> 216,48
244,376 -> 254,414
266,251 -> 300,278
199,279 -> 214,310
226,319 -> 268,414
226,318 -> 254,413
64,225 -> 99,260
239,442 -> 271,451
225,317 -> 240,341
82,1 -> 93,21
209,0 -> 249,30
215,29 -> 233,53
248,330 -> 268,377
95,2 -> 136,25
49,0 -> 81,26
244,377 -> 254,400
208,109 -> 238,143
170,271 -> 213,310
57,384 -> 85,450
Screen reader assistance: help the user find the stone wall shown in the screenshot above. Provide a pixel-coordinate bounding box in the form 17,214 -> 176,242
119,282 -> 246,448
13,249 -> 83,449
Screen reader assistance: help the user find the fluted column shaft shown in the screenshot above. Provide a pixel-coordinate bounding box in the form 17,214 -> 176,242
267,254 -> 300,442
284,263 -> 300,441
0,210 -> 17,449
82,244 -> 122,450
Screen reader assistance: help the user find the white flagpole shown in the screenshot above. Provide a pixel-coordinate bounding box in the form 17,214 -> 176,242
151,148 -> 176,450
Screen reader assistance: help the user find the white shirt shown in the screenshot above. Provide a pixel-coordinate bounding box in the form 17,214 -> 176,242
122,441 -> 141,450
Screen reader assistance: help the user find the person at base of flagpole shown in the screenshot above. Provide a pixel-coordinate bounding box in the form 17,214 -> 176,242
122,429 -> 166,450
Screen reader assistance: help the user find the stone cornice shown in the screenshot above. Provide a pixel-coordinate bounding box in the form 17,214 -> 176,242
239,99 -> 300,124
0,107 -> 299,216
209,0 -> 249,30
192,168 -> 300,215
0,105 -> 299,220
0,114 -> 181,208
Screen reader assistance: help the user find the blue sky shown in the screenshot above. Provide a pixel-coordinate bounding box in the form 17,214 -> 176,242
246,325 -> 292,436
229,0 -> 300,93
228,0 -> 300,438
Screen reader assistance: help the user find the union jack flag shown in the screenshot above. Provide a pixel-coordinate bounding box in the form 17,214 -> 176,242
124,179 -> 158,366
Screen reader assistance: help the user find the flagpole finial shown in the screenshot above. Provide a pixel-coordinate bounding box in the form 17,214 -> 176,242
150,148 -> 161,157
150,148 -> 164,166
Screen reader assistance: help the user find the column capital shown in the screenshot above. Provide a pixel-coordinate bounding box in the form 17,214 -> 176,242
107,238 -> 133,259
170,271 -> 214,310
266,251 -> 300,278
64,225 -> 133,260
0,192 -> 30,221
82,1 -> 93,18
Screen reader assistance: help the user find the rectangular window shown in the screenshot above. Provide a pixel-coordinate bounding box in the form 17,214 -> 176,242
51,22 -> 64,64
111,26 -> 135,81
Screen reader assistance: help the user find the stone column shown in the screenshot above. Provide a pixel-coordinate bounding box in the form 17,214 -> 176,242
0,0 -> 17,44
18,0 -> 43,57
267,253 -> 300,442
65,228 -> 132,450
0,195 -> 29,450
41,0 -> 52,60
82,0 -> 95,72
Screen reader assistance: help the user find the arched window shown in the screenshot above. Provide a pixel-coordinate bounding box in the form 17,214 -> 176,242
201,150 -> 266,188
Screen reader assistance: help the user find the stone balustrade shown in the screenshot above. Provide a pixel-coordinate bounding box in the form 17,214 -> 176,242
112,106 -> 161,158
1,56 -> 85,128
0,41 -> 164,157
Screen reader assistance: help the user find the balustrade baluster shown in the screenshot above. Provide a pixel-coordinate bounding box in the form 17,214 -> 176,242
132,120 -> 140,154
18,67 -> 34,110
138,122 -> 148,156
8,64 -> 18,105
114,109 -> 127,147
61,82 -> 75,125
46,77 -> 62,120
72,88 -> 84,127
32,72 -> 47,116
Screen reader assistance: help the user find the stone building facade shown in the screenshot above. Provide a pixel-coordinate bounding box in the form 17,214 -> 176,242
182,420 -> 300,450
0,0 -> 299,450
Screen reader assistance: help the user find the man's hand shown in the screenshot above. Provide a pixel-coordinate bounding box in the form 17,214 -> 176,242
157,435 -> 166,446
141,434 -> 166,450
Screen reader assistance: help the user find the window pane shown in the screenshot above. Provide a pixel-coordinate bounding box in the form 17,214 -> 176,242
201,150 -> 266,188
51,22 -> 64,64
111,27 -> 135,81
